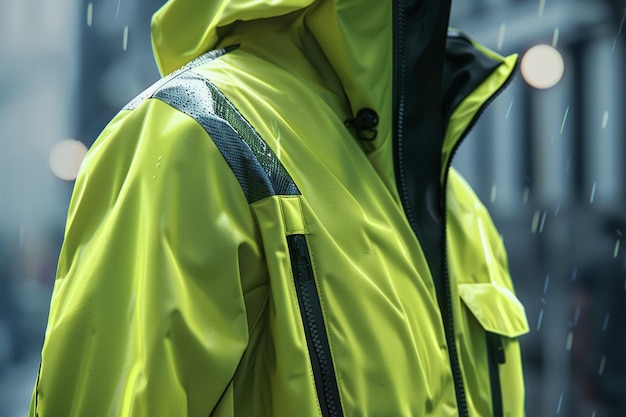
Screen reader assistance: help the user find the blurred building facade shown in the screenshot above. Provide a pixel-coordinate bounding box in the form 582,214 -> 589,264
452,1 -> 626,416
0,0 -> 624,416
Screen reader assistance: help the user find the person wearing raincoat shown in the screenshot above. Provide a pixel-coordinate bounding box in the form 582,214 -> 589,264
30,0 -> 530,416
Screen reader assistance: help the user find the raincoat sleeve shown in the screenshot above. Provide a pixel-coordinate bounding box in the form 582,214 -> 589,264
29,98 -> 260,417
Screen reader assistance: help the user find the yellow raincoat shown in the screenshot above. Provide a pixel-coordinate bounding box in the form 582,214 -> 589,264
30,0 -> 529,416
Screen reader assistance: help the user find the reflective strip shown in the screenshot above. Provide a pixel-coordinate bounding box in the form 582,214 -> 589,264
123,50 -> 299,203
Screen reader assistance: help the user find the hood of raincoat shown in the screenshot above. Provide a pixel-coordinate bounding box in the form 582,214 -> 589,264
151,0 -> 397,120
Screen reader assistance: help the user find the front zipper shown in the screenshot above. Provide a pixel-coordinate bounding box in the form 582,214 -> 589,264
439,62 -> 518,417
392,1 -> 469,416
487,333 -> 505,417
287,234 -> 343,417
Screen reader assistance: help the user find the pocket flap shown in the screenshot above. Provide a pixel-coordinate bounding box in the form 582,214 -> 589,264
458,282 -> 530,338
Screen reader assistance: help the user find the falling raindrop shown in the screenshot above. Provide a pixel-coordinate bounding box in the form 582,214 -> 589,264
590,182 -> 597,203
497,23 -> 506,51
531,210 -> 540,233
538,0 -> 546,17
123,25 -> 129,51
573,306 -> 581,326
601,111 -> 609,129
602,313 -> 610,332
490,185 -> 497,203
612,11 -> 624,53
571,267 -> 578,282
560,106 -> 570,134
614,239 -> 621,258
543,274 -> 551,294
505,100 -> 514,120
523,187 -> 530,204
556,394 -> 564,413
566,331 -> 574,351
592,410 -> 597,417
116,0 -> 122,19
554,203 -> 561,217
552,28 -> 560,48
539,211 -> 547,234
537,308 -> 544,331
598,355 -> 607,375
87,2 -> 93,27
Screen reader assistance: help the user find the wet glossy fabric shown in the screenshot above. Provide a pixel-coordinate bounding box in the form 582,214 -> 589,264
31,0 -> 529,416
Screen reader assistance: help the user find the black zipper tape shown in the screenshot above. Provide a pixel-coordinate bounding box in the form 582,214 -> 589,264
287,234 -> 343,417
487,333 -> 505,417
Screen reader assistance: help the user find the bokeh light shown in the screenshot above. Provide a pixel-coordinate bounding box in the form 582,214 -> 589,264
520,44 -> 565,89
49,139 -> 88,181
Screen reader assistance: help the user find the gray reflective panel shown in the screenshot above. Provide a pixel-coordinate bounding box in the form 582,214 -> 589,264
123,50 -> 300,203
124,48 -> 229,111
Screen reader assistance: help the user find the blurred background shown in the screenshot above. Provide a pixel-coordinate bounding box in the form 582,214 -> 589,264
0,0 -> 624,416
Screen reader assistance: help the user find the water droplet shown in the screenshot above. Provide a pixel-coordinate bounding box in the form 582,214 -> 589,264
537,308 -> 544,331
556,393 -> 564,413
87,2 -> 93,26
156,163 -> 161,168
614,239 -> 621,258
490,185 -> 497,203
158,156 -> 163,161
153,175 -> 157,180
